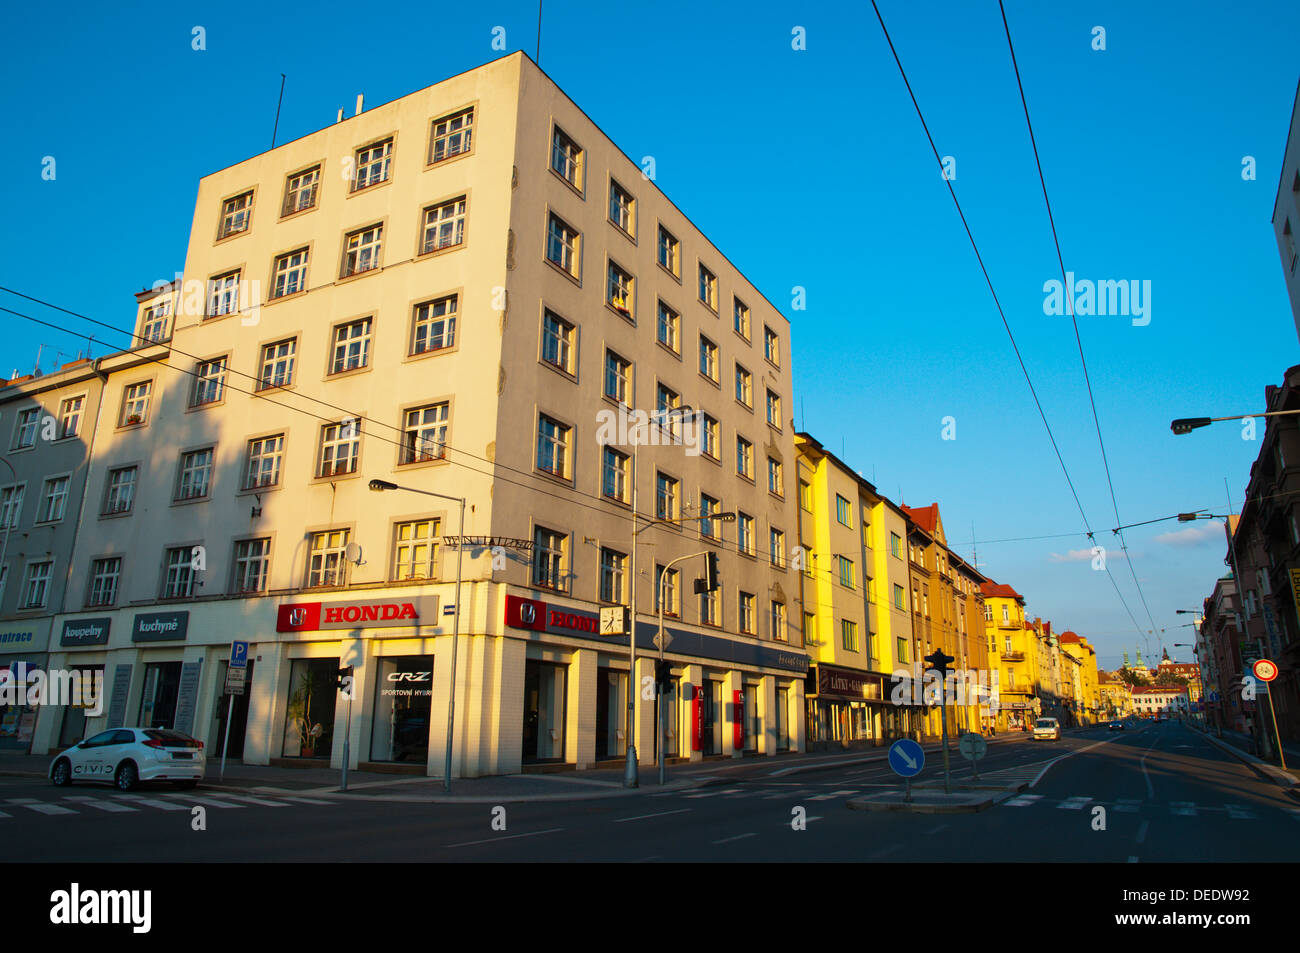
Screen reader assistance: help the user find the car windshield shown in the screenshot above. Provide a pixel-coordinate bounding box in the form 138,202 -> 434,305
1037,720 -> 1057,727
144,729 -> 201,748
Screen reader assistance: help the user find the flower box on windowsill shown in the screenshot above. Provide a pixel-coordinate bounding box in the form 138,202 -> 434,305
125,414 -> 142,426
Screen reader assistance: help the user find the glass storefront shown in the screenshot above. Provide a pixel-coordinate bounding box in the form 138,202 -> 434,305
282,658 -> 338,758
594,667 -> 627,760
57,663 -> 105,748
699,680 -> 723,755
776,686 -> 790,750
370,655 -> 434,763
137,661 -> 182,729
744,683 -> 760,753
212,660 -> 256,759
522,659 -> 566,762
0,658 -> 46,751
655,678 -> 680,760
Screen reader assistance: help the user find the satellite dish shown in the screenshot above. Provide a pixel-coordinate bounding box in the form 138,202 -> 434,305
345,542 -> 363,565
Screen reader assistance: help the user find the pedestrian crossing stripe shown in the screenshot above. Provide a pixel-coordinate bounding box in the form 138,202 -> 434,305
1004,794 -> 1043,807
1169,801 -> 1197,816
0,792 -> 339,817
1057,797 -> 1092,810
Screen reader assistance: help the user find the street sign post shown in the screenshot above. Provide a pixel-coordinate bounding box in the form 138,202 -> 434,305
957,731 -> 987,781
888,738 -> 924,802
1253,659 -> 1287,771
220,642 -> 250,781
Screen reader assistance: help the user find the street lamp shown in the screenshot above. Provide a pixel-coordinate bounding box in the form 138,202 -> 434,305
368,478 -> 466,793
1170,408 -> 1300,435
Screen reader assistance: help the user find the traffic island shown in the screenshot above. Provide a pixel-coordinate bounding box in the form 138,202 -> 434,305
846,788 -> 1009,814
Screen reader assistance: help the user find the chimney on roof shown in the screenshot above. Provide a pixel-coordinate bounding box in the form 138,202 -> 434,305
355,93 -> 364,116
336,108 -> 344,123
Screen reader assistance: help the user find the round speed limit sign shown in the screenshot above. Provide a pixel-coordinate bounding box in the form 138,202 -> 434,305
1253,659 -> 1278,682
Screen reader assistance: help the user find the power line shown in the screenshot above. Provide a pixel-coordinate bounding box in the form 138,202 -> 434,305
996,0 -> 1162,642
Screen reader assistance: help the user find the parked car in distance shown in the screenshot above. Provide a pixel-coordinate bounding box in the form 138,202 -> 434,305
1032,717 -> 1061,741
49,728 -> 205,792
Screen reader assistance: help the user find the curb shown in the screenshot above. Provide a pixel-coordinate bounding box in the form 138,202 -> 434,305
1198,729 -> 1300,795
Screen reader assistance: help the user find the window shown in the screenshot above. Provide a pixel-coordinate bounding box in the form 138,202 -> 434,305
984,604 -> 993,622
699,586 -> 719,626
411,295 -> 458,354
770,600 -> 787,641
604,350 -> 631,405
699,336 -> 719,382
736,436 -> 754,479
421,197 -> 467,254
897,636 -> 908,664
1001,604 -> 1009,623
836,555 -> 855,589
551,126 -> 583,187
655,564 -> 679,616
177,448 -> 214,501
120,381 -> 151,426
207,270 -> 240,318
319,421 -> 360,477
842,619 -> 859,653
0,484 -> 23,528
601,447 -> 630,503
735,365 -> 752,407
798,481 -> 813,512
802,546 -> 814,578
87,557 -> 121,607
402,403 -> 449,463
13,407 -> 39,449
218,191 -> 253,238
233,539 -> 271,593
245,435 -> 284,489
737,513 -> 755,555
22,561 -> 52,609
767,457 -> 783,496
766,389 -> 782,428
271,248 -> 309,298
541,310 -> 575,374
532,526 -> 567,590
655,384 -> 681,436
698,264 -> 717,310
536,414 -> 571,478
353,138 -> 393,191
769,527 -> 786,568
836,494 -> 852,526
430,108 -> 473,163
162,547 -> 195,599
308,530 -> 349,587
283,165 -> 320,215
657,301 -> 679,353
142,300 -> 171,343
607,261 -> 634,317
393,519 -> 439,580
657,226 -> 680,277
330,318 -> 372,373
655,472 -> 678,521
253,339 -> 295,391
546,213 -> 580,277
59,396 -> 84,439
700,493 -> 721,540
599,547 -> 626,603
764,326 -> 780,366
609,179 -> 634,234
193,357 -> 227,406
890,532 -> 902,558
38,477 -> 69,522
739,592 -> 755,634
733,297 -> 750,339
105,467 -> 136,514
702,414 -> 719,460
342,224 -> 383,277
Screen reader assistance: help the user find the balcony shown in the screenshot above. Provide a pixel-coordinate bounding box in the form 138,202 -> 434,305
997,618 -> 1020,629
1001,651 -> 1025,661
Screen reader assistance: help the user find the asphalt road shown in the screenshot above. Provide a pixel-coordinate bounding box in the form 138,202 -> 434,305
5,721 -> 1296,861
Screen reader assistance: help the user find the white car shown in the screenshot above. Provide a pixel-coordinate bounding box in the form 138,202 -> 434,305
1032,718 -> 1061,741
49,728 -> 205,791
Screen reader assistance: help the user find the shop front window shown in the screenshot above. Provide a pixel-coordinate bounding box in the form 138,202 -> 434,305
56,664 -> 104,747
522,659 -> 566,762
776,686 -> 790,750
595,667 -> 627,760
657,678 -> 680,760
282,658 -> 338,758
370,656 -> 434,763
743,683 -> 759,752
137,661 -> 182,729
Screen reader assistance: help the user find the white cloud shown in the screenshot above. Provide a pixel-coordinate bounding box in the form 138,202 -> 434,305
1153,524 -> 1221,547
1048,548 -> 1128,563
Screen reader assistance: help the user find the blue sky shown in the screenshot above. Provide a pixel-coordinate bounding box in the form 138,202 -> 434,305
3,0 -> 1298,669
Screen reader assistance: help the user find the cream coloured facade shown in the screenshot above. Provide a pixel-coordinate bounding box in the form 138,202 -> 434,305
24,52 -> 808,776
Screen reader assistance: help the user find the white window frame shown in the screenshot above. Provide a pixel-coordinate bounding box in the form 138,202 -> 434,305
411,295 -> 458,354
421,197 -> 467,254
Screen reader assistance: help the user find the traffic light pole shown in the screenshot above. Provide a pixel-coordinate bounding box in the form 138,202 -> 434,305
656,550 -> 717,786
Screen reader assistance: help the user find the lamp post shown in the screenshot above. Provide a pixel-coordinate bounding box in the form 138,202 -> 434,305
1170,409 -> 1300,435
368,478 -> 465,793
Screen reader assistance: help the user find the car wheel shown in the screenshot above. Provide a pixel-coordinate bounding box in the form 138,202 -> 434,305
172,780 -> 198,790
51,759 -> 72,787
114,761 -> 139,792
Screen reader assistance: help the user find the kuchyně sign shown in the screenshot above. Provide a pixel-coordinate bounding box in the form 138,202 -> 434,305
277,596 -> 440,633
131,611 -> 189,642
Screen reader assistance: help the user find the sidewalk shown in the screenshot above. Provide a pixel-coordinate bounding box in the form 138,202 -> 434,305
0,731 -> 1040,803
1186,721 -> 1300,794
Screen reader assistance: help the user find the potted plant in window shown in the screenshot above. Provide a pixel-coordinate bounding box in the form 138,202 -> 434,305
125,414 -> 142,425
287,669 -> 324,757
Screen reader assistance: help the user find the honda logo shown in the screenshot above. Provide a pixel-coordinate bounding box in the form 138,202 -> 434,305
519,603 -> 536,625
288,608 -> 307,626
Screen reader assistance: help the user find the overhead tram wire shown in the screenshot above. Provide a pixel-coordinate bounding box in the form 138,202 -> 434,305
867,1 -> 1149,645
997,0 -> 1162,641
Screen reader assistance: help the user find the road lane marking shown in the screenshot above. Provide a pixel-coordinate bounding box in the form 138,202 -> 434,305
1136,820 -> 1149,844
447,828 -> 564,848
210,793 -> 291,807
711,832 -> 756,844
279,796 -> 334,805
1169,801 -> 1196,817
0,810 -> 9,819
925,824 -> 950,835
1057,796 -> 1092,810
1005,795 -> 1042,807
1225,805 -> 1255,820
869,844 -> 902,858
117,796 -> 189,811
1139,736 -> 1160,798
614,809 -> 691,823
1114,799 -> 1141,813
18,802 -> 76,815
166,795 -> 246,809
1128,856 -> 1139,863
63,796 -> 137,813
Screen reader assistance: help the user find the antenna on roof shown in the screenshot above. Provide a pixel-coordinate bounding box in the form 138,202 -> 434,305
536,0 -> 544,64
271,74 -> 286,148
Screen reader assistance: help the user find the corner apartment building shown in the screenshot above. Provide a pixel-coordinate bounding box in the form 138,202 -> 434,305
1059,631 -> 1100,726
981,580 -> 1033,730
794,433 -> 923,747
30,52 -> 808,776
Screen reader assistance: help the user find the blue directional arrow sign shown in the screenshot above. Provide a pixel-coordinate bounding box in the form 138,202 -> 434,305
888,738 -> 924,778
229,641 -> 249,669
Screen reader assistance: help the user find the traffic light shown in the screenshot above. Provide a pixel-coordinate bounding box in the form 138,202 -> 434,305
655,659 -> 672,688
704,551 -> 720,591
